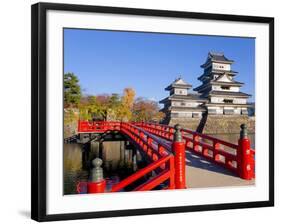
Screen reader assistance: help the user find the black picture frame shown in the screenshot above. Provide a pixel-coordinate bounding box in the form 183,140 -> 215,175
31,2 -> 274,222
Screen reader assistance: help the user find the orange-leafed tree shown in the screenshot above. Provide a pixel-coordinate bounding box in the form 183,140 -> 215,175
118,87 -> 136,121
132,97 -> 165,122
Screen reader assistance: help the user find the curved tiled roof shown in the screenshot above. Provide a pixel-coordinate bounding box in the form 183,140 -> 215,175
201,52 -> 234,68
159,94 -> 207,104
165,77 -> 192,90
209,90 -> 251,97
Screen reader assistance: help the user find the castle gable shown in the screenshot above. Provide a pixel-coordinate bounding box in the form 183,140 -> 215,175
215,74 -> 232,82
174,78 -> 187,85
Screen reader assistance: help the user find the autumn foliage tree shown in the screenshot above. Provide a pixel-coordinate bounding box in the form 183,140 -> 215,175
132,97 -> 165,122
118,88 -> 136,121
64,79 -> 163,123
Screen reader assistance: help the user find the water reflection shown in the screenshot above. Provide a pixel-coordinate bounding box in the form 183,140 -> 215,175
64,143 -> 88,195
64,141 -> 148,195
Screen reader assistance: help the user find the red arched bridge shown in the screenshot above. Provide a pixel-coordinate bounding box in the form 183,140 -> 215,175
74,121 -> 255,194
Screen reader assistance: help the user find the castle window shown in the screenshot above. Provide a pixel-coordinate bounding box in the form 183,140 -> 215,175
180,102 -> 185,106
224,109 -> 234,114
223,99 -> 233,104
221,86 -> 230,90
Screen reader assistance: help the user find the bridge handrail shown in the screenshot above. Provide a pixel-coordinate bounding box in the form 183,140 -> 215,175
76,120 -> 254,191
182,128 -> 238,149
138,122 -> 257,158
76,120 -> 178,193
133,170 -> 171,191
122,123 -> 172,153
77,120 -> 173,158
120,123 -> 172,160
107,122 -> 176,192
134,122 -> 244,173
110,155 -> 173,192
136,122 -> 254,179
78,120 -> 121,132
135,122 -> 239,149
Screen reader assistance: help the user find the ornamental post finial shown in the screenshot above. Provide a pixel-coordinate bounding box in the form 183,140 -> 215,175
174,124 -> 182,142
90,158 -> 104,182
240,124 -> 248,139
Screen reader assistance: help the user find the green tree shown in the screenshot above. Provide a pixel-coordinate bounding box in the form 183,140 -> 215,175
78,94 -> 111,121
108,94 -> 121,109
64,73 -> 81,107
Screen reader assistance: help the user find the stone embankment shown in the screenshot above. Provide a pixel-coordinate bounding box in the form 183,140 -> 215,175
64,108 -> 79,138
169,118 -> 202,132
169,115 -> 255,134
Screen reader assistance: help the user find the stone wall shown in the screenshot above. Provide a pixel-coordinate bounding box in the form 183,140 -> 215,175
202,115 -> 255,134
64,108 -> 79,138
168,118 -> 202,131
168,115 -> 255,134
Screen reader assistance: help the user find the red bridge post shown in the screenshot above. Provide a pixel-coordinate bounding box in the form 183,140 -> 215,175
87,158 -> 106,193
238,124 -> 254,180
172,124 -> 186,189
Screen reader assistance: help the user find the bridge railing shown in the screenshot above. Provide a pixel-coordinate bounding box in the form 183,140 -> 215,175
76,120 -> 254,194
134,122 -> 255,180
110,122 -> 177,191
78,120 -> 121,133
77,121 -> 186,193
111,155 -> 175,192
121,122 -> 171,159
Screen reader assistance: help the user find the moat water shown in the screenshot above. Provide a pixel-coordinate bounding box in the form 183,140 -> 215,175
64,141 -> 149,195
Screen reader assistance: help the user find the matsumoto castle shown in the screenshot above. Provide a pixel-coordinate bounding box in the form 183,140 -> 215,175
160,52 -> 252,119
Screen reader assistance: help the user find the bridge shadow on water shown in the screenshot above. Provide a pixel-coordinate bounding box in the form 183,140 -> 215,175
185,151 -> 237,177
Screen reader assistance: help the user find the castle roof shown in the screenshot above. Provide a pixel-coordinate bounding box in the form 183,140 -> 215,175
198,70 -> 238,81
209,90 -> 251,97
200,52 -> 234,68
211,80 -> 244,86
165,77 -> 192,91
159,94 -> 207,104
194,80 -> 244,92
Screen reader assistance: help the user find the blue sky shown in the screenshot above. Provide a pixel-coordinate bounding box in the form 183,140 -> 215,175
64,28 -> 255,103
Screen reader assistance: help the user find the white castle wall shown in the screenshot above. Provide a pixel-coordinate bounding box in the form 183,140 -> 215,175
171,111 -> 202,118
212,85 -> 240,92
210,97 -> 224,103
233,98 -> 247,104
212,63 -> 231,71
172,101 -> 201,107
207,106 -> 249,115
174,88 -> 187,95
210,97 -> 247,104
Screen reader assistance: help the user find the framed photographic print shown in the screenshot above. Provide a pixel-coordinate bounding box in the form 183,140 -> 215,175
31,2 -> 274,222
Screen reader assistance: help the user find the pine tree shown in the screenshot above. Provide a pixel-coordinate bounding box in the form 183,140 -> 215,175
64,73 -> 81,107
